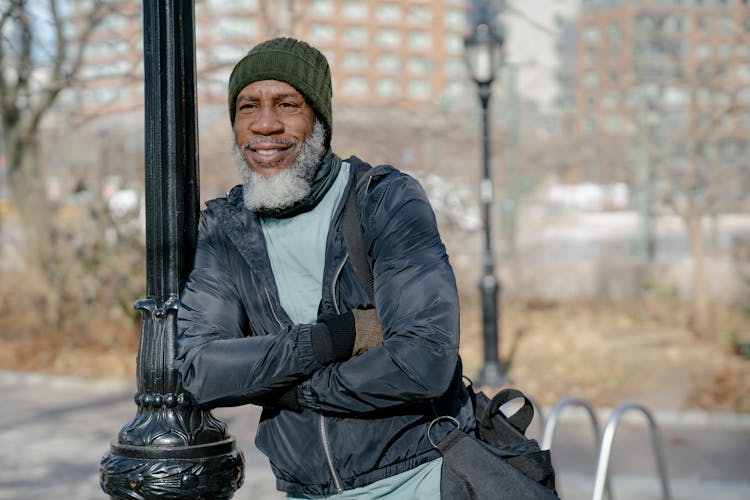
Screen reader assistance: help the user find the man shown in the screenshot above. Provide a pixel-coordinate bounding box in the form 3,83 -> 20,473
176,37 -> 475,498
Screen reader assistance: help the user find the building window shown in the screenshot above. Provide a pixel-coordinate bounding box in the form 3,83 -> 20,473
603,91 -> 620,109
718,16 -> 732,34
376,29 -> 400,48
695,43 -> 712,60
212,17 -> 253,39
696,15 -> 709,32
81,60 -> 131,79
309,0 -> 334,17
444,9 -> 466,29
342,51 -> 366,70
444,34 -> 463,53
342,76 -> 368,96
407,6 -> 431,25
663,15 -> 684,34
738,64 -> 750,82
584,117 -> 596,135
664,86 -> 689,106
583,26 -> 600,45
408,80 -> 430,100
341,0 -> 366,19
604,114 -> 621,134
376,54 -> 400,73
375,3 -> 401,24
444,58 -> 464,78
738,88 -> 750,103
713,90 -> 731,106
607,21 -> 620,44
377,79 -> 399,98
343,26 -> 367,45
409,31 -> 431,50
208,0 -> 257,10
583,71 -> 599,88
212,43 -> 248,64
718,43 -> 731,59
322,49 -> 335,66
308,23 -> 335,43
696,87 -> 711,104
408,56 -> 431,75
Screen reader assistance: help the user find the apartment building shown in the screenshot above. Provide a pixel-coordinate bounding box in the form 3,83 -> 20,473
68,0 -> 472,116
571,0 -> 750,148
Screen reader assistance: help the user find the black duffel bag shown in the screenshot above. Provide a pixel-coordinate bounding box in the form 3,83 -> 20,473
430,386 -> 559,500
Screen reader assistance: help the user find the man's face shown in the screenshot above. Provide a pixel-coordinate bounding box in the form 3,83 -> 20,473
233,80 -> 316,176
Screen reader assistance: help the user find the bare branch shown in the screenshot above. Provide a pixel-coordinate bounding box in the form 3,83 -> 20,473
23,0 -> 116,137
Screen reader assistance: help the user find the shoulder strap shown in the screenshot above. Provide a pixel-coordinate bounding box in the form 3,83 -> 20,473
342,162 -> 374,299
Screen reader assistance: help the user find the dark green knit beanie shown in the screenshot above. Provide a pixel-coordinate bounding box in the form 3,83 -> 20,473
228,37 -> 332,144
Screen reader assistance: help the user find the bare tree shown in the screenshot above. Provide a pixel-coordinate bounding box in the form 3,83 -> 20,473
640,17 -> 749,338
0,0 -> 115,269
557,7 -> 750,338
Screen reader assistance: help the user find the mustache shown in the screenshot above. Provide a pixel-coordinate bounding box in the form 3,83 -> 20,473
241,137 -> 296,150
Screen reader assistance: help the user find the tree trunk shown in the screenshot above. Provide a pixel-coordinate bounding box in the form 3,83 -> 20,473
4,128 -> 61,323
684,212 -> 714,338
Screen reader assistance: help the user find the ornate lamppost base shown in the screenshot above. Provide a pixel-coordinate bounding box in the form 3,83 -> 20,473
100,440 -> 244,499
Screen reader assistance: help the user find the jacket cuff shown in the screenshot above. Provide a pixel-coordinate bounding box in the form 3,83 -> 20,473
310,322 -> 335,364
297,380 -> 319,411
296,323 -> 326,370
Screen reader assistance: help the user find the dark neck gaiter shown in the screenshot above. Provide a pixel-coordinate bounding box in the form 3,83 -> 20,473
254,149 -> 342,219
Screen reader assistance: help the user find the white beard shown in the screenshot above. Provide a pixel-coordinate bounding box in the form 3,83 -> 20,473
232,119 -> 326,212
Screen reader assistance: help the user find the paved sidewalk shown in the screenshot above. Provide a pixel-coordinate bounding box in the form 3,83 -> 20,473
0,370 -> 748,499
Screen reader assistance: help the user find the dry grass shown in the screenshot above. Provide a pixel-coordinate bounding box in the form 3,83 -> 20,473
1,272 -> 748,412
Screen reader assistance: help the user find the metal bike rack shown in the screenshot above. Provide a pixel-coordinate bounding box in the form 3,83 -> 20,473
529,395 -> 546,439
592,402 -> 672,500
541,396 -> 613,500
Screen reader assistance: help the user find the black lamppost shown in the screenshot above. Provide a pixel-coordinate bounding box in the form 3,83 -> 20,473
464,0 -> 508,388
99,3 -> 244,498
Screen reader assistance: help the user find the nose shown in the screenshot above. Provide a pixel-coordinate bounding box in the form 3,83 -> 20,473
250,106 -> 284,136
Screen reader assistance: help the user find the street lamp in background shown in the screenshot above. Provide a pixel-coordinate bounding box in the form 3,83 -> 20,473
464,0 -> 508,388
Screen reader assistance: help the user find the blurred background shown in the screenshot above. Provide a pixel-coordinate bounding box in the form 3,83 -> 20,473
0,0 -> 749,414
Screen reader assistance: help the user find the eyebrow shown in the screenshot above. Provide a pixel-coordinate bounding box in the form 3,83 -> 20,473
236,92 -> 304,102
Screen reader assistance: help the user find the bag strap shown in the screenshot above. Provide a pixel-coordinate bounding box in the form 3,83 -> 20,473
485,388 -> 535,434
342,161 -> 375,299
477,388 -> 536,446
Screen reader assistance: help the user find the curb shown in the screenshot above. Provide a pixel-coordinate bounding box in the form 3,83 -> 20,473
540,403 -> 750,431
0,369 -> 133,394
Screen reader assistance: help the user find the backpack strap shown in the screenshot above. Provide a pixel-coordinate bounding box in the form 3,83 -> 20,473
342,161 -> 375,299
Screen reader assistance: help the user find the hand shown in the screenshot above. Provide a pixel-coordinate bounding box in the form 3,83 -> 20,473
315,311 -> 356,363
262,386 -> 302,413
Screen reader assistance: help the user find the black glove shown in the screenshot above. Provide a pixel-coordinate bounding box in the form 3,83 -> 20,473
275,386 -> 302,412
311,311 -> 356,364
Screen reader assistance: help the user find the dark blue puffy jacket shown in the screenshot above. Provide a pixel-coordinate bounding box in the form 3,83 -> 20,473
176,156 -> 476,495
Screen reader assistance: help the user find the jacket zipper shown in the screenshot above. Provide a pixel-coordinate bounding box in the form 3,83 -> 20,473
318,256 -> 348,493
263,287 -> 283,328
330,256 -> 348,315
319,414 -> 344,493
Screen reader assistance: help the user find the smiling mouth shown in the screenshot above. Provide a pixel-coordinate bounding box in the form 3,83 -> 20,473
242,140 -> 295,168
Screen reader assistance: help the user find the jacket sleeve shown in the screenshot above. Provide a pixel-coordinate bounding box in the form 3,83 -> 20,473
176,209 -> 322,409
297,173 -> 461,414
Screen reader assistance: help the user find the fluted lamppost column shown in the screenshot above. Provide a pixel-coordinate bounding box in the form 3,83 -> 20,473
464,0 -> 508,388
99,2 -> 244,498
